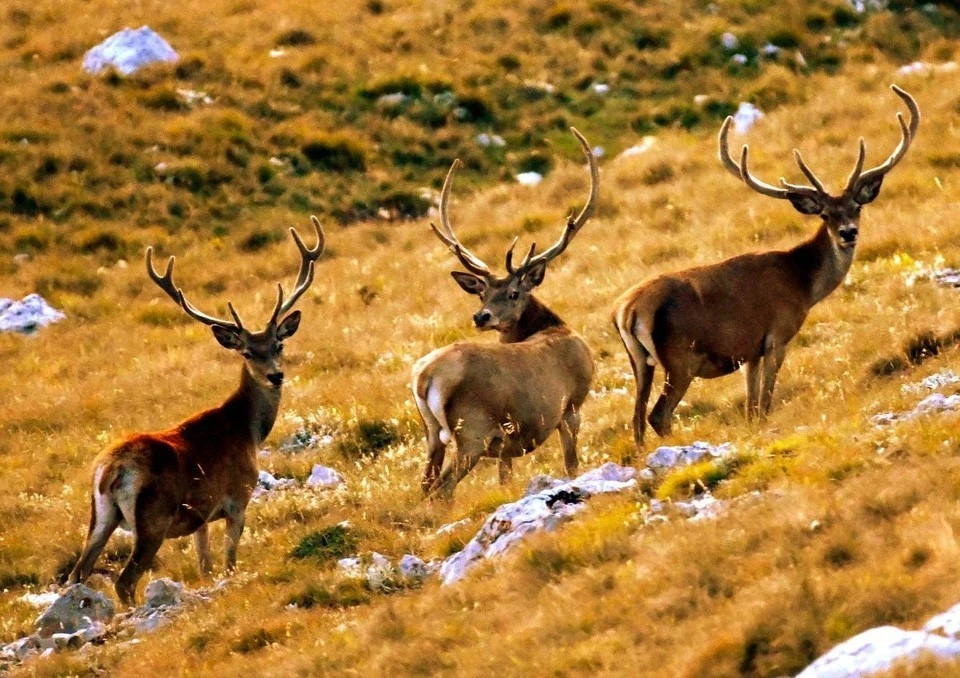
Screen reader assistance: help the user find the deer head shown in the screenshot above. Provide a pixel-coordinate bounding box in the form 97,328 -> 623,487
430,128 -> 599,331
719,85 -> 919,250
145,217 -> 324,388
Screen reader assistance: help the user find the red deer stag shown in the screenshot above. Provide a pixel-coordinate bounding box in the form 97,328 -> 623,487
67,218 -> 324,604
614,85 -> 919,449
413,128 -> 599,499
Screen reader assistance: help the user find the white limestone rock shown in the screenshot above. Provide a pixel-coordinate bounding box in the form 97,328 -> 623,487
439,463 -> 636,585
796,626 -> 960,678
0,294 -> 65,334
83,27 -> 178,76
306,464 -> 344,489
35,584 -> 114,637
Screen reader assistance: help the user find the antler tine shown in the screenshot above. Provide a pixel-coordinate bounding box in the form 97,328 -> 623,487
849,85 -> 919,196
737,146 -> 791,199
791,149 -> 827,193
145,247 -> 238,328
520,127 -> 599,271
275,217 -> 325,320
843,138 -> 867,195
718,116 -> 746,180
429,159 -> 493,277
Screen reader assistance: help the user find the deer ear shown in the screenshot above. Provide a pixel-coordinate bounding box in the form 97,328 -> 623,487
521,260 -> 547,288
786,192 -> 824,215
212,325 -> 244,350
451,271 -> 487,296
276,310 -> 302,341
853,175 -> 884,205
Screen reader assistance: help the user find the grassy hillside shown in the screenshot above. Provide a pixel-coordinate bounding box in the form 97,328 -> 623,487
3,1 -> 960,676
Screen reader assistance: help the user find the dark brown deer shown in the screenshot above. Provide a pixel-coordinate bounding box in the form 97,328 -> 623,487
614,85 -> 919,449
67,218 -> 324,604
413,128 -> 599,499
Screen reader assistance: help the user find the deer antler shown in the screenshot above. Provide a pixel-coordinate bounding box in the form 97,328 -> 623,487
845,84 -> 919,197
268,216 -> 325,324
430,159 -> 493,278
719,117 -> 824,201
512,127 -> 599,274
146,247 -> 243,328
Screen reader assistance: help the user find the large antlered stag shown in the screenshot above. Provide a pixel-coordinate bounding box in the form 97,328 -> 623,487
67,218 -> 324,604
413,128 -> 599,499
614,85 -> 919,449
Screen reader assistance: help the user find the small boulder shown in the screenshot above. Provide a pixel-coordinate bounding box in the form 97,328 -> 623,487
82,26 -> 178,76
144,578 -> 184,609
35,584 -> 114,638
398,555 -> 434,584
0,294 -> 65,334
306,464 -> 344,489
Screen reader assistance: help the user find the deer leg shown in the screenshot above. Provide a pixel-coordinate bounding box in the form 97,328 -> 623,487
193,523 -> 212,576
616,318 -> 656,450
649,370 -> 694,438
497,456 -> 513,485
116,491 -> 170,605
68,493 -> 120,585
744,358 -> 762,421
760,343 -> 788,415
421,428 -> 447,495
223,500 -> 248,571
559,404 -> 581,477
431,434 -> 490,501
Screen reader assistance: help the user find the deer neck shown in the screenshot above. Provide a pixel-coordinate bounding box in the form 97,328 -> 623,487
499,295 -> 565,344
226,366 -> 282,447
791,222 -> 856,306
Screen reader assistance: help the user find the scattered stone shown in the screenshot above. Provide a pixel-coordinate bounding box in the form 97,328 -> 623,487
617,136 -> 656,159
646,441 -> 733,472
306,464 -> 344,489
144,579 -> 184,609
896,61 -> 958,77
398,554 -> 434,584
721,32 -> 739,50
592,145 -> 605,158
0,294 -> 66,334
796,626 -> 960,678
278,428 -> 332,453
82,26 -> 178,76
733,102 -> 763,134
873,392 -> 960,426
365,552 -> 396,592
176,88 -> 213,106
35,584 -> 115,638
639,468 -> 656,482
337,557 -> 363,577
516,171 -> 543,187
731,54 -> 748,65
761,43 -> 781,56
475,133 -> 506,148
674,493 -> 723,522
901,369 -> 960,395
591,82 -> 610,96
252,470 -> 297,499
931,268 -> 960,288
439,463 -> 636,585
376,92 -> 411,110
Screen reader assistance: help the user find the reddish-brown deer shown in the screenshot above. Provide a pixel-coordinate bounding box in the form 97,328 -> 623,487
413,128 -> 599,499
67,218 -> 324,604
614,85 -> 919,449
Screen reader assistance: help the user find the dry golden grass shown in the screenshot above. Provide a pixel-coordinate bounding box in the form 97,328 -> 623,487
3,1 -> 960,676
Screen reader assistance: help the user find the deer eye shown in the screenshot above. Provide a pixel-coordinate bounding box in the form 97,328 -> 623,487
508,290 -> 520,301
241,350 -> 253,359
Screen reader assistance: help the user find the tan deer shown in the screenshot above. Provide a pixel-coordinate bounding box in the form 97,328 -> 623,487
413,128 -> 599,498
614,85 -> 919,449
67,218 -> 324,604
